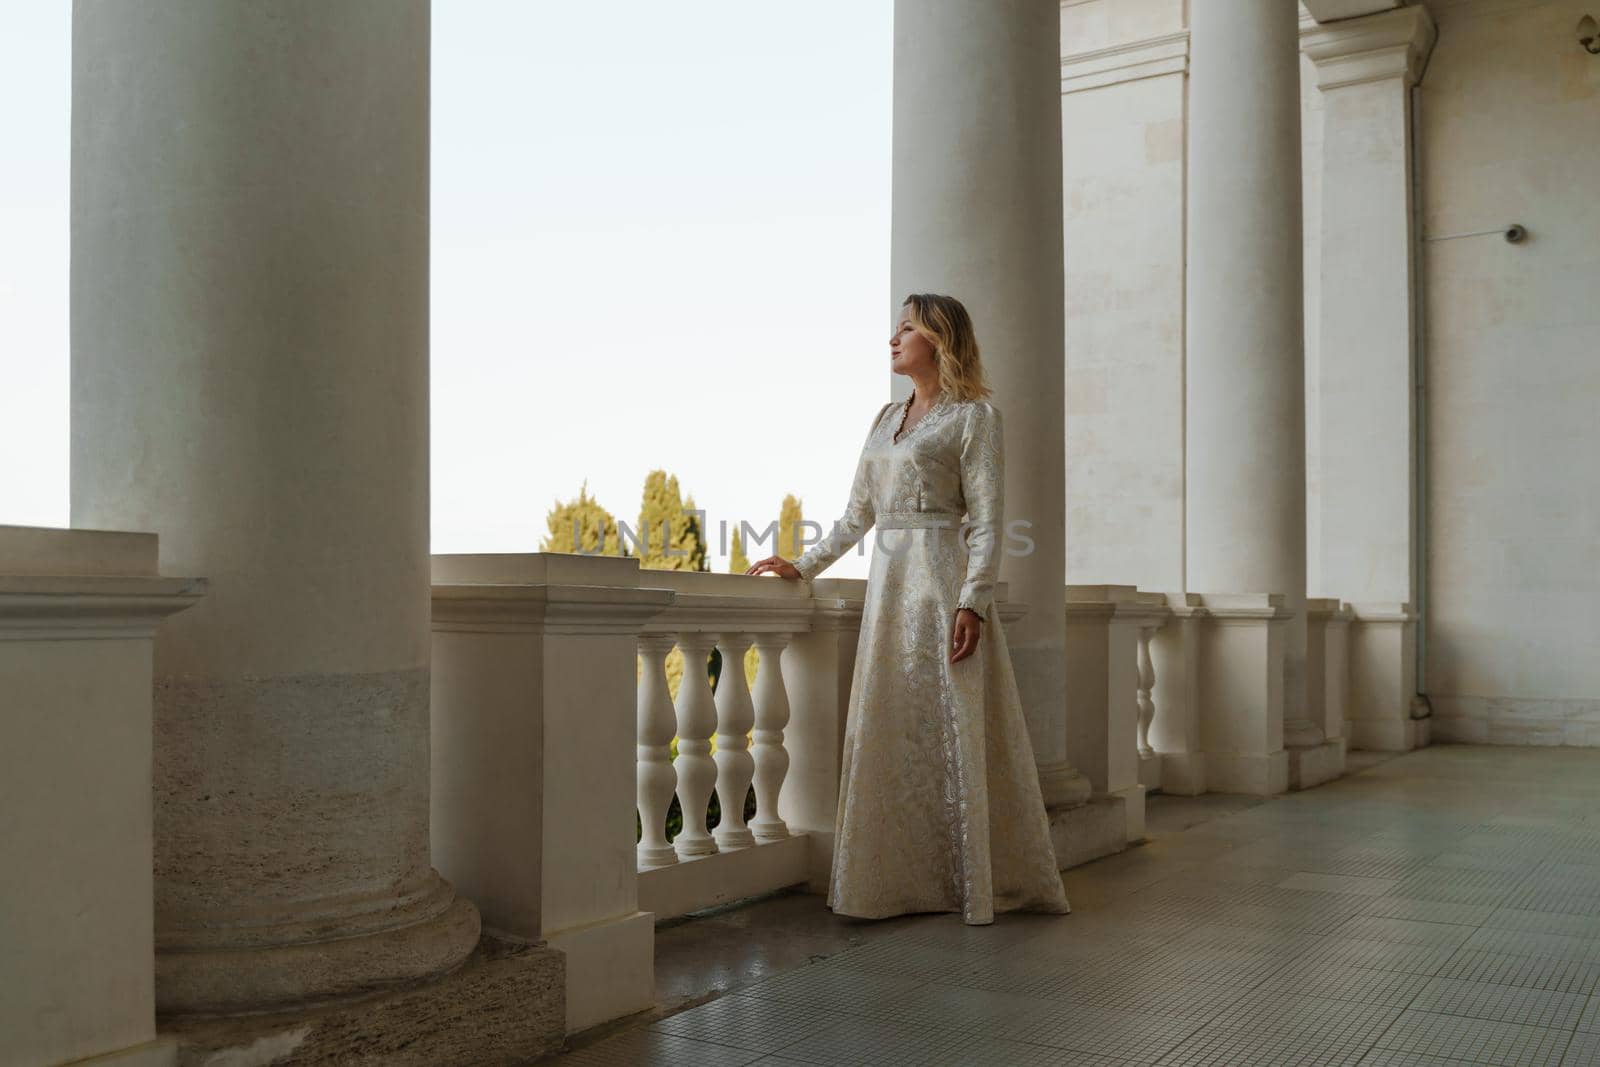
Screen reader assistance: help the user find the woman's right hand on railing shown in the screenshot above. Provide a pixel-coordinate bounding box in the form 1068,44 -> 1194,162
746,556 -> 801,579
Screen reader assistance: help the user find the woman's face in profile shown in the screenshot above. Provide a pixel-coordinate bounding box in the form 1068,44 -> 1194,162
889,308 -> 936,378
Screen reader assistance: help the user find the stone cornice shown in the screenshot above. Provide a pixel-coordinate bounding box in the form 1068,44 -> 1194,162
1306,598 -> 1356,623
1348,601 -> 1417,623
0,574 -> 206,640
1193,593 -> 1293,621
1302,5 -> 1437,89
1425,0 -> 1552,21
1061,31 -> 1189,94
431,582 -> 676,635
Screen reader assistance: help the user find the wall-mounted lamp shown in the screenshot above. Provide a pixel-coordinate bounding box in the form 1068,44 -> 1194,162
1580,14 -> 1600,54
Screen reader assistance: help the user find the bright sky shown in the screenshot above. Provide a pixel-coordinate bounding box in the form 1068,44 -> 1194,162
0,1 -> 893,578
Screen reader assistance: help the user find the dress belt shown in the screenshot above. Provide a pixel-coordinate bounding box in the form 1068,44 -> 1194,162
876,510 -> 963,530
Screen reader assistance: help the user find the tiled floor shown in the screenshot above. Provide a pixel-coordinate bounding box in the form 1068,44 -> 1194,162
542,745 -> 1600,1065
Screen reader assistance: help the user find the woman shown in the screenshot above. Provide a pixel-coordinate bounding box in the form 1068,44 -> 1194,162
747,293 -> 1070,926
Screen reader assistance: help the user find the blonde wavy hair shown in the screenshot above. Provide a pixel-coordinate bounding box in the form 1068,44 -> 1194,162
900,293 -> 993,402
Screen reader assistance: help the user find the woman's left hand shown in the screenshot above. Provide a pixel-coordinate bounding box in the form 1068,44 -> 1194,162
949,608 -> 982,664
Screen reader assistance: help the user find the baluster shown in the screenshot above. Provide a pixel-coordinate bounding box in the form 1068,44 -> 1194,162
672,633 -> 720,858
636,635 -> 680,868
748,633 -> 793,842
1136,624 -> 1158,759
712,632 -> 757,849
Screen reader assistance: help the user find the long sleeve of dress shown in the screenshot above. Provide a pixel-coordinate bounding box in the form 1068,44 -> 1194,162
956,401 -> 1004,621
792,403 -> 889,581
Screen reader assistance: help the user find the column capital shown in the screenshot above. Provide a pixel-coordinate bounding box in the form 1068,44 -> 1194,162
1302,5 -> 1437,89
1302,0 -> 1405,22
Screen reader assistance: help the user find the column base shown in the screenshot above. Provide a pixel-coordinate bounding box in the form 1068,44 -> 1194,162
1048,795 -> 1130,869
1113,785 -> 1147,842
1039,764 -> 1093,809
546,911 -> 654,1035
1284,721 -> 1328,749
1346,604 -> 1419,752
1156,752 -> 1207,796
157,893 -> 482,1017
1348,717 -> 1428,752
68,1040 -> 177,1067
161,934 -> 564,1067
1206,750 -> 1289,796
1137,752 -> 1163,793
1287,737 -> 1346,791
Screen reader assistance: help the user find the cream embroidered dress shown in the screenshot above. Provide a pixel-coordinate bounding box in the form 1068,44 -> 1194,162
791,393 -> 1070,925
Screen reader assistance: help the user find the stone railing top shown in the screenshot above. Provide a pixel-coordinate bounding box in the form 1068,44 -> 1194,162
1347,601 -> 1416,622
0,525 -> 205,635
1192,593 -> 1291,619
431,554 -> 675,634
1162,592 -> 1204,613
431,551 -> 1025,633
1064,584 -> 1141,604
432,551 -> 640,587
0,524 -> 159,578
1306,598 -> 1356,621
1064,584 -> 1172,622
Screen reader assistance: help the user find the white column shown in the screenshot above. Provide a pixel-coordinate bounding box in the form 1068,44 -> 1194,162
1187,0 -> 1334,790
1303,6 -> 1435,752
72,1 -> 479,1014
890,0 -> 1089,810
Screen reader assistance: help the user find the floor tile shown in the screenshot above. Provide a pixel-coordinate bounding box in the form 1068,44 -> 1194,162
1335,915 -> 1479,948
998,1001 -> 1207,1062
556,1029 -> 769,1066
1439,951 -> 1600,995
648,995 -> 844,1053
1355,1050 -> 1483,1065
1280,872 -> 1402,897
1564,1031 -> 1600,1066
756,1015 -> 1003,1066
1268,959 -> 1433,1008
1464,928 -> 1600,964
548,746 -> 1600,1065
1360,897 -> 1498,926
1372,1009 -> 1573,1065
1297,937 -> 1461,976
734,961 -> 928,1013
1409,975 -> 1589,1029
1487,910 -> 1600,941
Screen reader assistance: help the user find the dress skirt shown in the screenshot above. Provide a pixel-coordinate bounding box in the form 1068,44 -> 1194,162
824,518 -> 1071,925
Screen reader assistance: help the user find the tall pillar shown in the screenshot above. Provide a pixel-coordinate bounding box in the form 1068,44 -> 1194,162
1303,7 -> 1435,752
890,0 -> 1090,811
72,1 -> 479,1014
1187,0 -> 1340,791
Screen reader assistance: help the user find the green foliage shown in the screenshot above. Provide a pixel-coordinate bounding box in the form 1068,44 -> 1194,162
547,471 -> 792,849
640,786 -> 759,845
541,478 -> 628,556
636,473 -> 708,572
777,493 -> 806,562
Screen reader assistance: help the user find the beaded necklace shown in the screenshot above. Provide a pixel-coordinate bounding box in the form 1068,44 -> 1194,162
893,389 -> 944,443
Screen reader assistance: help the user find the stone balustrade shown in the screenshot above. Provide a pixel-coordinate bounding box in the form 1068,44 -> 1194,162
1,525 -> 204,1067
630,570 -> 827,922
6,537 -> 1375,1050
